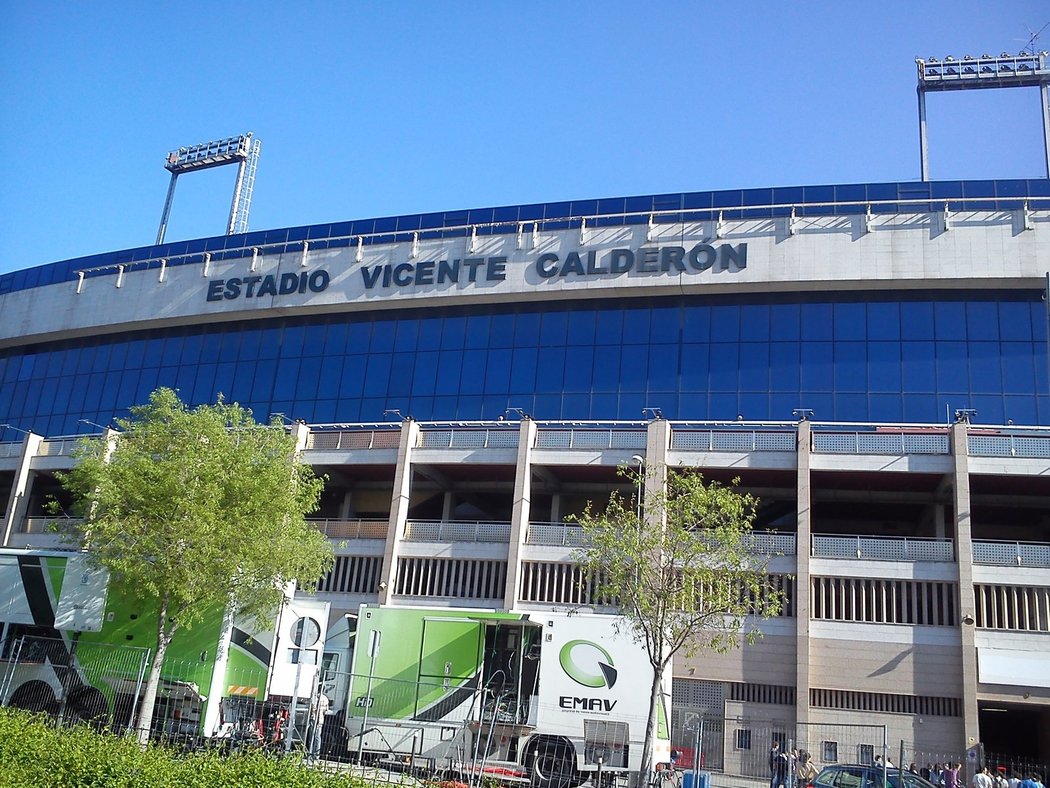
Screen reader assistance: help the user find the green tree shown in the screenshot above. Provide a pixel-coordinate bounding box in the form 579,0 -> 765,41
574,465 -> 785,787
56,388 -> 332,745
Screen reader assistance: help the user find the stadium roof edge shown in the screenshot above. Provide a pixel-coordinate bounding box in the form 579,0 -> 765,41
2,177 -> 1049,296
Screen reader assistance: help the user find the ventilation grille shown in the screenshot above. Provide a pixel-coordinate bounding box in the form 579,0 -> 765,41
812,577 -> 957,625
672,678 -> 726,711
974,584 -> 1050,632
811,688 -> 960,717
395,557 -> 507,600
317,555 -> 383,594
728,682 -> 796,706
519,562 -> 614,606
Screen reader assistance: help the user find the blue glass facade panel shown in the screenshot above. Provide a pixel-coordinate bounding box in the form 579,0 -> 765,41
1,292 -> 1048,438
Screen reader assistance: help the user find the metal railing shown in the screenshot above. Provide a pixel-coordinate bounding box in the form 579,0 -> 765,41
416,428 -> 519,450
304,429 -> 401,451
534,428 -> 646,450
66,191 -> 1050,288
526,522 -> 591,547
812,533 -> 954,562
671,428 -> 795,452
747,532 -> 797,555
525,524 -> 796,555
18,517 -> 83,535
403,520 -> 512,542
968,433 -> 1050,459
812,430 -> 950,455
972,539 -> 1050,567
0,442 -> 22,459
37,438 -> 81,457
307,518 -> 388,540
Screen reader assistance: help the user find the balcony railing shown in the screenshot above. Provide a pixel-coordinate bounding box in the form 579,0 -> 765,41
19,517 -> 83,535
747,532 -> 797,555
973,539 -> 1050,567
526,522 -> 591,547
812,430 -> 949,455
525,524 -> 796,555
305,430 -> 401,451
308,518 -> 388,540
404,520 -> 512,542
968,433 -> 1050,459
534,428 -> 646,451
417,429 -> 519,450
0,441 -> 22,459
812,533 -> 954,562
671,429 -> 795,452
37,438 -> 82,457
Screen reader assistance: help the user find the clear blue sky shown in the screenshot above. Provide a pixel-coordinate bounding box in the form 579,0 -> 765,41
0,1 -> 1047,274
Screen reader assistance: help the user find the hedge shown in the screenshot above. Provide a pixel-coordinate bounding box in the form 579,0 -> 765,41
0,708 -> 371,787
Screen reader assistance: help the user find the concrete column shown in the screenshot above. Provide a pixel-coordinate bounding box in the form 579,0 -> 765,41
441,491 -> 454,522
951,421 -> 980,749
644,418 -> 671,529
290,422 -> 310,454
503,418 -> 537,610
378,419 -> 419,606
338,491 -> 353,520
794,420 -> 812,728
933,503 -> 946,540
2,431 -> 43,546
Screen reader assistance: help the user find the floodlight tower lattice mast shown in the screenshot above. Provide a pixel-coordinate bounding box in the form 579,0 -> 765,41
916,51 -> 1050,180
155,132 -> 262,245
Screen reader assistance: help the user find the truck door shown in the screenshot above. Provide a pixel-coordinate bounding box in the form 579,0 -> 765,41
415,618 -> 482,720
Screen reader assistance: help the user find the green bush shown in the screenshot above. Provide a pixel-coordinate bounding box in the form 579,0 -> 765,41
0,708 -> 369,787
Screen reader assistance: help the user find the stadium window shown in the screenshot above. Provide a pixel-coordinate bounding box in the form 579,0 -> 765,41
822,741 -> 839,763
735,729 -> 752,751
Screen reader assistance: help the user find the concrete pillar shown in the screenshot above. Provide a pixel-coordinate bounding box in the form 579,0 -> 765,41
933,503 -> 946,540
378,419 -> 419,605
290,422 -> 310,454
2,431 -> 43,546
338,491 -> 353,520
441,491 -> 454,522
503,418 -> 537,610
550,494 -> 561,525
951,420 -> 980,749
794,419 -> 812,728
644,418 -> 671,529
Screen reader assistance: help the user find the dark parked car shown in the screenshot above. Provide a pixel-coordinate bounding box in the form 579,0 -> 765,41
814,765 -> 940,788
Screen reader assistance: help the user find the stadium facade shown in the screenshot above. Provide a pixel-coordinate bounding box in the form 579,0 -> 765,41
1,179 -> 1049,765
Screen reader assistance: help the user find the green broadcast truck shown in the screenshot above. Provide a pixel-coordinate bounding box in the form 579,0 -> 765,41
342,605 -> 672,786
0,548 -> 332,741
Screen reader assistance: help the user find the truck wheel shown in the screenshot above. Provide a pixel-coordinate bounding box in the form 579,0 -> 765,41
533,744 -> 580,788
8,680 -> 57,714
67,686 -> 109,725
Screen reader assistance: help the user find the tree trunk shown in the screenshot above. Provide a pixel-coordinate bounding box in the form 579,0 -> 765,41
135,593 -> 175,747
638,662 -> 664,788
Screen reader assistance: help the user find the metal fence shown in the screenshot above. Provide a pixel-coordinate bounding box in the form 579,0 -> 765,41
1,634 -> 150,732
670,712 -> 889,782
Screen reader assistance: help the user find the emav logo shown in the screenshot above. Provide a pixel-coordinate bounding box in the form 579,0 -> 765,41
559,640 -> 618,689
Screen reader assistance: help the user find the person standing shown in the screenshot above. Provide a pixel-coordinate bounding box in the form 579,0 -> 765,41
944,763 -> 961,788
307,690 -> 330,762
974,767 -> 994,788
770,743 -> 790,788
770,743 -> 783,788
797,751 -> 819,787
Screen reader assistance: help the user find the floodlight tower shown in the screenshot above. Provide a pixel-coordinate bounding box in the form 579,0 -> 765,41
916,51 -> 1050,180
155,132 -> 262,245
